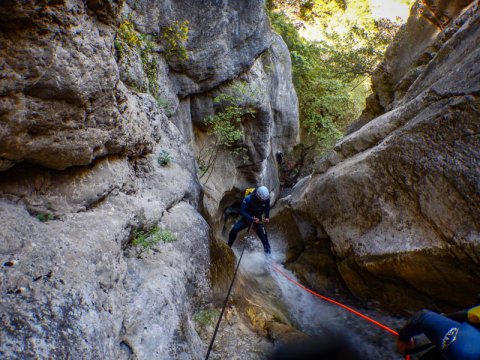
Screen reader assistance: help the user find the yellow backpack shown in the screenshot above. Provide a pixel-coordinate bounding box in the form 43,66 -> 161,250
244,187 -> 255,197
468,306 -> 480,324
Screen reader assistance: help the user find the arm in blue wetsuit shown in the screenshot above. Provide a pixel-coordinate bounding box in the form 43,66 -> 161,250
240,194 -> 270,222
398,310 -> 447,342
264,199 -> 270,219
398,309 -> 480,360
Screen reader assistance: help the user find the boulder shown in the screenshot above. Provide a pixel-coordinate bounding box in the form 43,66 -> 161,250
0,1 -> 162,171
284,0 -> 480,311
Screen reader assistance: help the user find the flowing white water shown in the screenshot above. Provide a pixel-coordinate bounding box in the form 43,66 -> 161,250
232,234 -> 406,360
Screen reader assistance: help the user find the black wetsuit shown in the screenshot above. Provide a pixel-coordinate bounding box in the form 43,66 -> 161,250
228,191 -> 271,253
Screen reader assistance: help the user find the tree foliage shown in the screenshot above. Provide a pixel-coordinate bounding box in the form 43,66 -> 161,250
269,12 -> 361,152
268,0 -> 404,153
319,18 -> 401,82
197,83 -> 256,182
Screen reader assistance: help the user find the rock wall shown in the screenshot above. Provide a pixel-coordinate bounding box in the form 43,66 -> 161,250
348,0 -> 475,134
0,0 -> 298,358
122,0 -> 299,232
194,34 -> 299,230
279,0 -> 480,311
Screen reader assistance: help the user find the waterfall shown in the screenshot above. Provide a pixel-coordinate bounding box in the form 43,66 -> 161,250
231,233 -> 407,360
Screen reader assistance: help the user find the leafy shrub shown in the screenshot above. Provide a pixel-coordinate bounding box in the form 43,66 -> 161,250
115,20 -> 160,99
158,149 -> 173,167
192,309 -> 218,327
115,20 -> 142,59
196,82 -> 256,182
161,20 -> 189,61
35,212 -> 54,222
131,226 -> 176,258
155,96 -> 170,112
192,308 -> 219,339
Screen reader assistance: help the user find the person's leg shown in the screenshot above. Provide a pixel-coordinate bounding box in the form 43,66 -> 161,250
255,224 -> 271,254
228,218 -> 249,247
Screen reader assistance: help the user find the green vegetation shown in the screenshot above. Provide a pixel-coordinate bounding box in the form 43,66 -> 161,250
161,20 -> 190,61
192,308 -> 219,339
35,212 -> 54,222
141,46 -> 159,99
155,96 -> 170,112
192,309 -> 218,327
267,0 -> 406,153
158,149 -> 173,166
197,82 -> 256,182
115,20 -> 160,98
114,20 -> 142,59
115,19 -> 189,103
131,226 -> 176,258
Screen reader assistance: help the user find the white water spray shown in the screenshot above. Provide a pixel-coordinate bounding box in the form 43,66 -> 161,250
231,233 -> 405,359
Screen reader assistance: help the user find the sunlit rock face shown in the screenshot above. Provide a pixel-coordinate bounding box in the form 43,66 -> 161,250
0,0 -> 297,358
283,0 -> 480,311
349,0 -> 475,133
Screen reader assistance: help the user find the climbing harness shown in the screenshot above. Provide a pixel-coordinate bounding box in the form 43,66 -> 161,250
271,264 -> 412,360
205,223 -> 253,360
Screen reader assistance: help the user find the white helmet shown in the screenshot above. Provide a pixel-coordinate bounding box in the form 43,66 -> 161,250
256,186 -> 269,201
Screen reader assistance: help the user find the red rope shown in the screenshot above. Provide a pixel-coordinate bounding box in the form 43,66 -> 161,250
271,264 -> 411,359
271,264 -> 399,336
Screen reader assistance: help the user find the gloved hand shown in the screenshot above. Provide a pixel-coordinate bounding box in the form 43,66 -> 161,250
253,217 -> 260,224
396,338 -> 414,354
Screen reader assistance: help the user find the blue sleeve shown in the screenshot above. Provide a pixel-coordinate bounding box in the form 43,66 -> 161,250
240,196 -> 253,221
399,310 -> 463,346
265,199 -> 270,218
399,310 -> 431,341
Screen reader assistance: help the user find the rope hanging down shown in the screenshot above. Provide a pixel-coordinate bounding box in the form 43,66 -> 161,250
205,242 -> 247,360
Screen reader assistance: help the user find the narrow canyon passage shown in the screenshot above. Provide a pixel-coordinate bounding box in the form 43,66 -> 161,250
2,0 -> 479,358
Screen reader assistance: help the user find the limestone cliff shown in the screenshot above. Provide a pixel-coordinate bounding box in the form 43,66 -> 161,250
0,0 -> 298,358
277,0 -> 480,311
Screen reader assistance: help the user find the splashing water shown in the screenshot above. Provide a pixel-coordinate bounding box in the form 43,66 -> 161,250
231,234 -> 406,360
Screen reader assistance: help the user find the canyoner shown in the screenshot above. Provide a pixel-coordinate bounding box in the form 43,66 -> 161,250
227,186 -> 272,255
